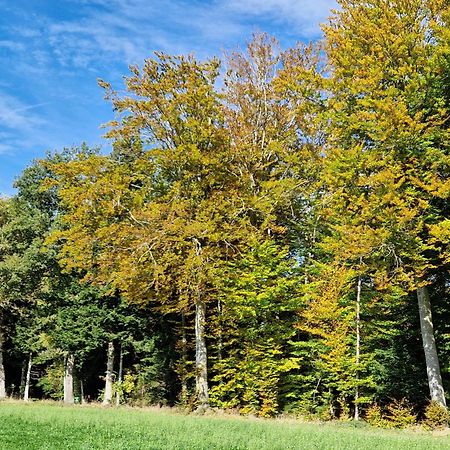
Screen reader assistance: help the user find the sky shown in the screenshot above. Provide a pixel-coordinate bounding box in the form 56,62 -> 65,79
0,0 -> 337,195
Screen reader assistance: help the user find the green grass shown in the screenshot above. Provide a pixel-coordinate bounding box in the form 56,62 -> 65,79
0,401 -> 448,450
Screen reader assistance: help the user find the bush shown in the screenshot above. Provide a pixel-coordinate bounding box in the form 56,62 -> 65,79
365,404 -> 388,428
385,399 -> 417,429
423,401 -> 449,430
365,400 -> 416,429
36,363 -> 64,400
282,399 -> 334,421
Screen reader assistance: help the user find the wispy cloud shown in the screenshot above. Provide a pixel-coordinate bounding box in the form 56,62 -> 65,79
0,94 -> 46,131
0,40 -> 25,51
41,0 -> 336,71
224,0 -> 337,36
1,1 -> 336,80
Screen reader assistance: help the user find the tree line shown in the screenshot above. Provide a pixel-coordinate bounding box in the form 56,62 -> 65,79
0,0 -> 449,422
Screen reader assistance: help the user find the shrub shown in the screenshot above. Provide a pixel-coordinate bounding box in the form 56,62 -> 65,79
385,399 -> 417,429
36,363 -> 64,400
365,404 -> 387,428
316,403 -> 334,421
365,400 -> 417,429
423,401 -> 449,430
282,399 -> 334,421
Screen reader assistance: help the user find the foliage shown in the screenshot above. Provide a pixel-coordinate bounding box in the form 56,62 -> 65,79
384,400 -> 417,429
365,400 -> 417,429
210,241 -> 301,416
0,0 -> 449,423
423,401 -> 450,430
36,363 -> 64,400
124,337 -> 167,406
365,404 -> 388,428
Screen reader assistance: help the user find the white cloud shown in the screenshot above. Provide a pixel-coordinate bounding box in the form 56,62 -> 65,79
42,0 -> 336,72
0,40 -> 25,51
0,94 -> 46,131
224,0 -> 336,35
0,95 -> 51,158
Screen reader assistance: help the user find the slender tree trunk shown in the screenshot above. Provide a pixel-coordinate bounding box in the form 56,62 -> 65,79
115,344 -> 123,406
0,327 -> 6,399
354,276 -> 362,421
180,313 -> 188,403
64,354 -> 75,404
23,353 -> 32,402
217,299 -> 222,362
417,285 -> 446,407
103,341 -> 114,405
329,388 -> 335,418
80,378 -> 85,404
195,300 -> 209,409
20,360 -> 26,398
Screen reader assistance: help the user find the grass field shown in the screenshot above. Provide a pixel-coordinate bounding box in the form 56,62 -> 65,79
0,401 -> 448,450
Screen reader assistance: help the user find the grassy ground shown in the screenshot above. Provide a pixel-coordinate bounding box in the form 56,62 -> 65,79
0,401 -> 448,450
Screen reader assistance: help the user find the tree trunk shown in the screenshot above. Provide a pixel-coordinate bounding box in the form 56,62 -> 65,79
195,300 -> 209,409
0,327 -> 6,399
103,341 -> 114,405
115,344 -> 123,406
20,360 -> 26,398
417,286 -> 446,407
217,299 -> 223,361
23,353 -> 32,401
64,353 -> 75,404
80,378 -> 85,404
180,313 -> 188,404
354,276 -> 361,421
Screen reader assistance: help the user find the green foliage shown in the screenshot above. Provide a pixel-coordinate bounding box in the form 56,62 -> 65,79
36,362 -> 64,400
1,1 -> 449,422
125,337 -> 167,406
210,241 -> 301,417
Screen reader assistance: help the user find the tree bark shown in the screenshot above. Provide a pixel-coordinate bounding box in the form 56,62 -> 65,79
354,275 -> 361,421
103,341 -> 114,405
180,313 -> 188,404
0,327 -> 6,399
195,300 -> 209,409
23,353 -> 32,401
417,285 -> 446,407
80,378 -> 85,404
115,344 -> 123,406
20,360 -> 26,398
217,299 -> 223,362
64,353 -> 75,404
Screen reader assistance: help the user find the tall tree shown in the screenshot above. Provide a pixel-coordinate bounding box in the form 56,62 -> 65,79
51,54 -> 234,409
0,190 -> 52,399
322,0 -> 450,407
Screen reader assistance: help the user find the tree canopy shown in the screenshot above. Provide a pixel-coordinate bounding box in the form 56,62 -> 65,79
0,0 -> 449,424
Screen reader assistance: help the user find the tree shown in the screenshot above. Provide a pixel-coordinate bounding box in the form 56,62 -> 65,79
0,190 -> 52,399
48,34 -> 332,413
210,240 -> 301,416
51,54 -> 234,409
9,150 -> 123,404
321,0 -> 450,407
210,34 -> 324,416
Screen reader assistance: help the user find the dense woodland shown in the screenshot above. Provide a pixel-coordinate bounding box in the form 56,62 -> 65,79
0,0 -> 449,425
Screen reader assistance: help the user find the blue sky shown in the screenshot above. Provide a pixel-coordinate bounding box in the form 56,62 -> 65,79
0,0 -> 336,195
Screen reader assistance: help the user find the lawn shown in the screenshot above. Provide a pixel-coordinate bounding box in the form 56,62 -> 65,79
0,401 -> 448,450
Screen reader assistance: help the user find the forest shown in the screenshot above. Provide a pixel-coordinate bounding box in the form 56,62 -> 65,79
0,0 -> 449,427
